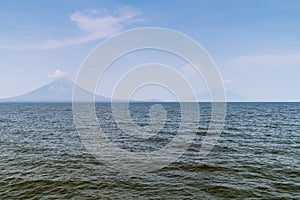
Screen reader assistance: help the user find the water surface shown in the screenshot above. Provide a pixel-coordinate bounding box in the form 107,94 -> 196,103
0,103 -> 299,199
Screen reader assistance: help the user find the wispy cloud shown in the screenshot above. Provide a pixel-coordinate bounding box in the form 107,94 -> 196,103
230,53 -> 300,68
15,68 -> 24,73
1,6 -> 141,50
223,79 -> 234,85
48,69 -> 65,78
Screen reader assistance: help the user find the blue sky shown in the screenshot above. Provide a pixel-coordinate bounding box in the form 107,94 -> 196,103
0,0 -> 300,101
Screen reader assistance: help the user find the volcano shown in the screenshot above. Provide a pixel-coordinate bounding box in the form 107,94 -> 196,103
0,78 -> 110,102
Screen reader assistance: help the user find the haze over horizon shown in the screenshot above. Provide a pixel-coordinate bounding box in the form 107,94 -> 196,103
0,77 -> 248,102
1,0 -> 300,101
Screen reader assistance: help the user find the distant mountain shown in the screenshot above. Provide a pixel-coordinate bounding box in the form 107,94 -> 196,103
197,90 -> 248,102
0,78 -> 248,102
0,78 -> 110,102
132,98 -> 165,102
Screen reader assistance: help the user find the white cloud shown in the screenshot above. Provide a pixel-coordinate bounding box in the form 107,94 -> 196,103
15,68 -> 23,73
48,70 -> 65,78
230,53 -> 300,68
1,6 -> 141,50
223,79 -> 234,85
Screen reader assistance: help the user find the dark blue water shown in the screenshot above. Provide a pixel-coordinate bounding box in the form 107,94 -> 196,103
0,103 -> 299,199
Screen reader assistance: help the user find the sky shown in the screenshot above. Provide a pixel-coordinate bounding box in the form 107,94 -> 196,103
0,0 -> 300,101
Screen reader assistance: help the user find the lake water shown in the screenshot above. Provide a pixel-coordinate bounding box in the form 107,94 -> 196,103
0,103 -> 299,199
